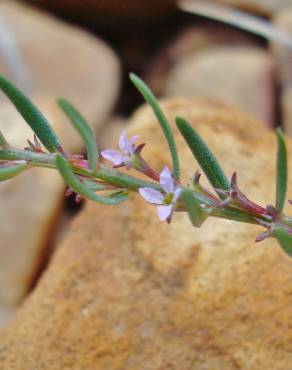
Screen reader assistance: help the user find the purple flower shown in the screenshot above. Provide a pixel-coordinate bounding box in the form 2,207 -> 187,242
101,131 -> 140,169
139,166 -> 182,222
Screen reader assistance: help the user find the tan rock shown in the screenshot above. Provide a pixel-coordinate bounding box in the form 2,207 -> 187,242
164,46 -> 275,127
281,87 -> 292,136
146,25 -> 258,96
0,0 -> 120,152
97,116 -> 127,149
0,0 -> 120,324
0,102 -> 64,326
272,6 -> 292,84
1,98 -> 292,368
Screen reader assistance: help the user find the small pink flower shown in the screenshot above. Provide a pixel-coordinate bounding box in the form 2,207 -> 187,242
139,166 -> 181,222
101,131 -> 140,169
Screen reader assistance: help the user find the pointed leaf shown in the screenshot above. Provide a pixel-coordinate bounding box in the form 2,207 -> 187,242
0,75 -> 61,152
0,131 -> 9,149
81,178 -> 109,192
96,167 -> 161,191
0,161 -> 28,181
176,116 -> 230,196
211,206 -> 259,224
273,226 -> 292,257
181,188 -> 211,227
130,73 -> 180,179
275,128 -> 287,211
56,154 -> 128,205
58,98 -> 98,171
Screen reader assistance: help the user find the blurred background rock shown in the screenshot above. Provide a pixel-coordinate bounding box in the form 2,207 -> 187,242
0,0 -> 292,329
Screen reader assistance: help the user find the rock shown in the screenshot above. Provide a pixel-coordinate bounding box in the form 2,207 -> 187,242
281,87 -> 292,136
0,0 -> 120,326
97,116 -> 127,149
1,98 -> 292,369
0,101 -> 64,324
146,25 -> 258,96
272,6 -> 292,134
0,0 -> 120,152
272,6 -> 292,84
164,46 -> 275,127
22,0 -> 176,26
217,0 -> 292,16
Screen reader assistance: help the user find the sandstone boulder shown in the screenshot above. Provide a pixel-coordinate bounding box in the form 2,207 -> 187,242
0,98 -> 291,369
0,0 -> 120,326
0,0 -> 120,151
163,46 -> 275,127
146,25 -> 258,96
0,102 -> 65,326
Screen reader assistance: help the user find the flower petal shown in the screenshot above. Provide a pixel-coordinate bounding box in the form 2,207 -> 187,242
157,204 -> 173,221
101,150 -> 124,166
139,187 -> 164,204
118,131 -> 138,154
173,187 -> 182,203
130,135 -> 139,145
118,131 -> 130,152
160,166 -> 175,193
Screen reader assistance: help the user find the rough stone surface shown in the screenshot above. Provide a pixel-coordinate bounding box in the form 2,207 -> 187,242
0,0 -> 120,325
1,98 -> 292,369
0,0 -> 120,152
0,102 -> 64,324
165,46 -> 275,127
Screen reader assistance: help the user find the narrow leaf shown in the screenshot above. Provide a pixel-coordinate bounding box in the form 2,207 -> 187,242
176,116 -> 230,196
58,98 -> 98,172
273,226 -> 292,257
275,128 -> 287,211
211,206 -> 259,224
56,154 -> 128,205
129,73 -> 180,179
96,167 -> 161,191
0,161 -> 28,181
81,178 -> 110,192
0,131 -> 9,149
181,188 -> 211,227
0,75 -> 61,152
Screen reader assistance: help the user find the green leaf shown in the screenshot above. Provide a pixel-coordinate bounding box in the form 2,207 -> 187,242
129,73 -> 180,179
176,116 -> 230,196
0,131 -> 9,149
275,128 -> 287,211
181,188 -> 211,227
58,98 -> 98,172
56,154 -> 128,205
96,167 -> 161,191
211,206 -> 259,224
0,75 -> 61,152
273,226 -> 292,257
80,178 -> 110,192
0,161 -> 28,181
